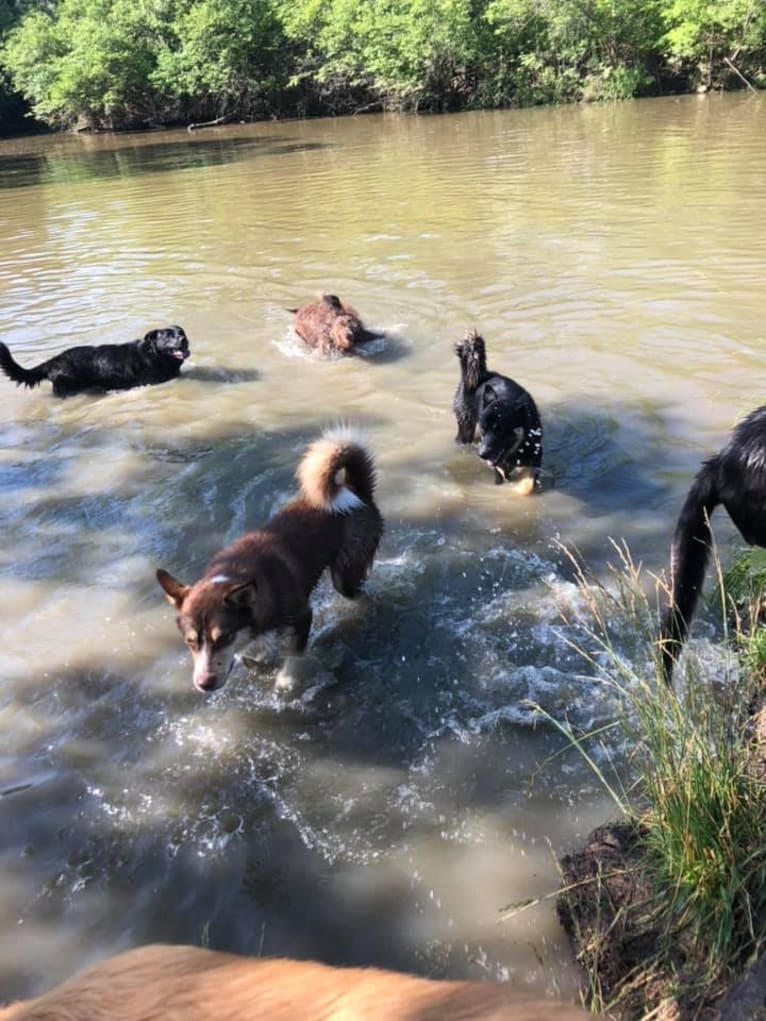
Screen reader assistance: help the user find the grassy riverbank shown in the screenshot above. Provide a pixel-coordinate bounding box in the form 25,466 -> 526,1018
553,546 -> 766,1018
0,0 -> 764,134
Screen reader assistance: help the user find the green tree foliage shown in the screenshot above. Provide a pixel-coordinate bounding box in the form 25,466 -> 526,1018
278,0 -> 487,111
663,0 -> 766,88
154,0 -> 289,119
2,0 -> 169,127
0,0 -> 763,132
483,0 -> 664,104
2,0 -> 291,128
0,0 -> 46,132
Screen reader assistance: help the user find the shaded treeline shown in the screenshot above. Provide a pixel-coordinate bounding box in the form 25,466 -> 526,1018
0,0 -> 764,134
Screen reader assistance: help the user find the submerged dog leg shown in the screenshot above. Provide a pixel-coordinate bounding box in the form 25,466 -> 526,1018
274,609 -> 313,693
239,635 -> 278,670
275,653 -> 317,693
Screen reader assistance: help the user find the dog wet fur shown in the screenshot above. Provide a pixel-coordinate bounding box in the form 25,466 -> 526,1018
157,428 -> 383,694
0,326 -> 190,397
289,293 -> 378,356
453,330 -> 543,493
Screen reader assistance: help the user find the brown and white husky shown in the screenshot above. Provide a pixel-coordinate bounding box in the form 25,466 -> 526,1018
157,429 -> 383,693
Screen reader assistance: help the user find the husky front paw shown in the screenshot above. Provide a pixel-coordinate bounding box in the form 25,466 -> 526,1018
275,654 -> 308,694
274,653 -> 331,695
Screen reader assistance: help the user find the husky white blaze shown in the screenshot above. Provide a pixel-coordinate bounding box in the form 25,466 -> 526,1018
156,430 -> 384,693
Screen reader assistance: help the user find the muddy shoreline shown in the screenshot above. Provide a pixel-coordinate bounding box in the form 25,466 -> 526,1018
559,819 -> 766,1019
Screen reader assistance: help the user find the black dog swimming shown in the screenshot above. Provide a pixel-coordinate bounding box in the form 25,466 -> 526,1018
453,330 -> 543,495
0,325 -> 190,397
660,404 -> 766,683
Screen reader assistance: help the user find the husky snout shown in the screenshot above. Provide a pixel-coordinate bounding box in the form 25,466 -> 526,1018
194,670 -> 219,693
191,646 -> 234,693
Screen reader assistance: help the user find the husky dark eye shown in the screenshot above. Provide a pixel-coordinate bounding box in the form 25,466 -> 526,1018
184,634 -> 200,651
214,632 -> 235,648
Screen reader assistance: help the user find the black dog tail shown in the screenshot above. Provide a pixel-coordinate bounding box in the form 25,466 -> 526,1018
659,458 -> 720,683
297,427 -> 377,512
454,330 -> 487,392
0,342 -> 49,389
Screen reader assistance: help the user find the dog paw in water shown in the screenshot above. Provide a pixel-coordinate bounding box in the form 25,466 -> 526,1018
274,653 -> 337,696
274,654 -> 314,694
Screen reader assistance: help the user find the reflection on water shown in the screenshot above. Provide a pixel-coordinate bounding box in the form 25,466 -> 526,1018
0,93 -> 765,1003
0,136 -> 333,190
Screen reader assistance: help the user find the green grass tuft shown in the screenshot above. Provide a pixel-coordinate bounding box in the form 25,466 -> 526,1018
542,541 -> 766,1014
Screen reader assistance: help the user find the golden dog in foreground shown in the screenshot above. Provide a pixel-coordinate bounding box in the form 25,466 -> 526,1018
0,944 -> 598,1020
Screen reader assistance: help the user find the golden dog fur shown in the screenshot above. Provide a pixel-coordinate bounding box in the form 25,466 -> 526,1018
0,944 -> 597,1020
291,293 -> 371,355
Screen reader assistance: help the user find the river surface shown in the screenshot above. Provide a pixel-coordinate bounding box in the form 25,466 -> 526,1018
0,93 -> 764,1006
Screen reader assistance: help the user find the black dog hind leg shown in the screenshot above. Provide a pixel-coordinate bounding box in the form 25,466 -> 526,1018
659,459 -> 719,684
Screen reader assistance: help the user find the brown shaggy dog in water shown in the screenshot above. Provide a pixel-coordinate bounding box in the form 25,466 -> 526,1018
290,293 -> 376,355
0,943 -> 597,1020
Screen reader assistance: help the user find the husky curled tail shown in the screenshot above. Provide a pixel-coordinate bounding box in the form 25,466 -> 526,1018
298,430 -> 377,513
298,429 -> 382,598
659,405 -> 766,683
157,428 -> 383,693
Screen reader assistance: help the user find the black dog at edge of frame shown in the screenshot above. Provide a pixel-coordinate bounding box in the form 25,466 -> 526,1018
659,403 -> 766,684
452,330 -> 543,495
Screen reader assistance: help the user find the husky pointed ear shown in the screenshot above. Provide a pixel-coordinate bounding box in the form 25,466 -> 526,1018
156,568 -> 190,609
224,582 -> 257,609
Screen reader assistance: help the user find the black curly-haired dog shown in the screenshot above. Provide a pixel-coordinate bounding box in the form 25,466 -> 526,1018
659,404 -> 766,683
453,330 -> 543,494
0,325 -> 190,397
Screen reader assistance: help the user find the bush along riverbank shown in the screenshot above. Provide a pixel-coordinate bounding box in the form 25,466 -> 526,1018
0,0 -> 764,134
551,545 -> 766,1019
